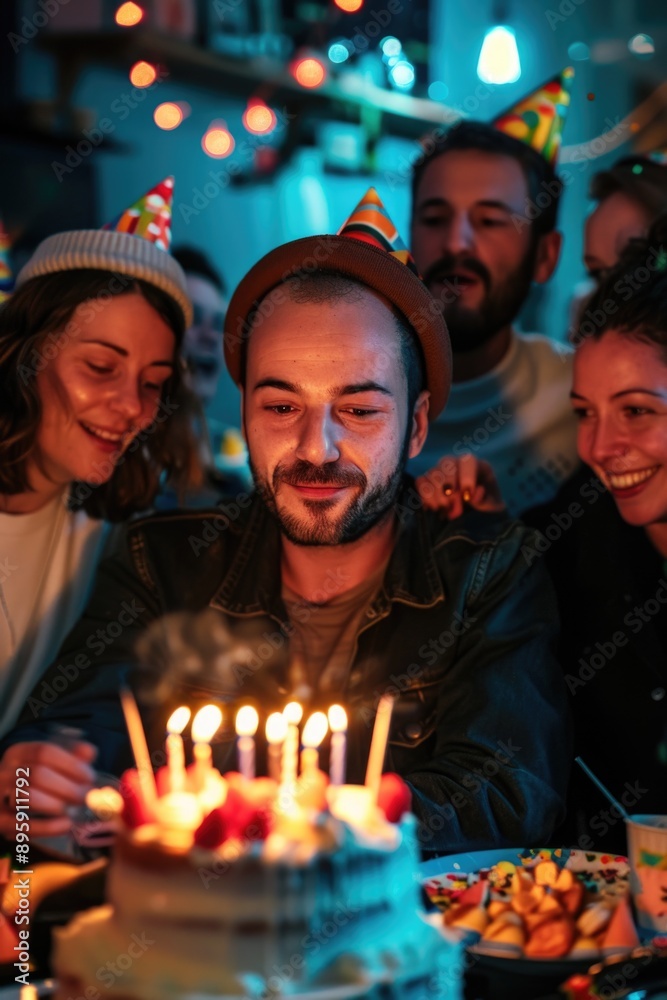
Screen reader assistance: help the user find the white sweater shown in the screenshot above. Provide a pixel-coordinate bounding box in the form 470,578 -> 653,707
0,494 -> 110,738
409,331 -> 580,516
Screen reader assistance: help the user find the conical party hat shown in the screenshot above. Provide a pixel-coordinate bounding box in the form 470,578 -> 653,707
103,176 -> 174,252
0,218 -> 14,304
492,67 -> 575,167
15,176 -> 191,325
224,188 -> 452,418
337,187 -> 421,277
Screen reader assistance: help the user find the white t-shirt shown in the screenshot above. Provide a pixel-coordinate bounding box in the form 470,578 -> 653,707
0,493 -> 110,738
409,331 -> 579,516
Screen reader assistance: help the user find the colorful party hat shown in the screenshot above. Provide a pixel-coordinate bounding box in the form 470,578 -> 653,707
0,219 -> 14,304
337,187 -> 421,276
225,187 -> 452,417
16,176 -> 190,325
492,67 -> 575,167
103,176 -> 174,251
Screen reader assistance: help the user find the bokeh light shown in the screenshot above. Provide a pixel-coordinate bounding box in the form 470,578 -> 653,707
629,33 -> 655,57
388,60 -> 416,91
291,57 -> 326,89
568,41 -> 590,61
242,101 -> 277,135
334,0 -> 363,11
202,125 -> 235,158
328,41 -> 351,64
428,81 -> 449,102
129,61 -> 157,88
153,103 -> 183,130
380,37 -> 402,58
115,2 -> 143,27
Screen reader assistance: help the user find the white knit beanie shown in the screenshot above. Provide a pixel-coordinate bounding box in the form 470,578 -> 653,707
16,228 -> 192,328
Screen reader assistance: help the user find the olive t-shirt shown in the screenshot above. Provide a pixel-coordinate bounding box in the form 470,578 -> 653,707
282,558 -> 389,696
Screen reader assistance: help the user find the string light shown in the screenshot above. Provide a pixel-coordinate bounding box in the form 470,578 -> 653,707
242,101 -> 277,135
477,25 -> 521,85
129,61 -> 157,88
115,2 -> 144,27
153,103 -> 183,130
334,0 -> 363,10
202,124 -> 235,158
291,57 -> 326,89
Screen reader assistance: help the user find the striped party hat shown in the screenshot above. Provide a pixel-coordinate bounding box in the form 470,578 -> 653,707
103,176 -> 174,252
492,67 -> 575,167
0,219 -> 13,305
338,187 -> 421,276
225,188 -> 452,418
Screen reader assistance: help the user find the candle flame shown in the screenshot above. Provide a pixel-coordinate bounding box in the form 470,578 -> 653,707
167,706 -> 191,735
283,701 -> 303,725
236,705 -> 259,737
328,704 -> 347,733
302,711 -> 328,749
266,711 -> 288,744
192,704 -> 223,743
85,786 -> 124,818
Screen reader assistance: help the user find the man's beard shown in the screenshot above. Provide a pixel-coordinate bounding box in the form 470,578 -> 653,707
423,250 -> 534,354
250,434 -> 411,547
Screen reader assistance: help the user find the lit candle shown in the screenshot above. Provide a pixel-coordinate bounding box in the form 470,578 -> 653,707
85,786 -> 124,820
120,686 -> 158,811
266,712 -> 288,783
166,706 -> 191,793
327,783 -> 374,827
236,705 -> 259,781
365,695 -> 395,801
191,704 -> 223,793
328,705 -> 347,786
154,791 -> 203,849
280,701 -> 303,802
300,712 -> 328,774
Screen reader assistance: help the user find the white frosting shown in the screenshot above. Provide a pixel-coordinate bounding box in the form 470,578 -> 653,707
54,812 -> 456,999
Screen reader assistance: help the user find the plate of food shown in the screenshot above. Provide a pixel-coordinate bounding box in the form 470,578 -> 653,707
421,847 -> 640,984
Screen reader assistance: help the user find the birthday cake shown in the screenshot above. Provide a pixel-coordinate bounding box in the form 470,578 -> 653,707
53,770 -> 453,1000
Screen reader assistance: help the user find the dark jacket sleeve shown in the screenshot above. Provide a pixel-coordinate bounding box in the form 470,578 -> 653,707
0,526 -> 163,775
406,523 -> 571,855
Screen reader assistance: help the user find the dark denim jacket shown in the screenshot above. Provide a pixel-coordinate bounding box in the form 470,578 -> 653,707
5,486 -> 571,855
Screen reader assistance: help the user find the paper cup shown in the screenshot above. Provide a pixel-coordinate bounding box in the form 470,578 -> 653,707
625,814 -> 667,933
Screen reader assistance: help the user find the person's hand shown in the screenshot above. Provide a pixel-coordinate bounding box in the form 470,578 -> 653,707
0,740 -> 97,840
415,453 -> 506,520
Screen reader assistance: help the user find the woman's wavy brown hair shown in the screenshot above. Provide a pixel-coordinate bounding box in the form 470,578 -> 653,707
0,269 -> 204,521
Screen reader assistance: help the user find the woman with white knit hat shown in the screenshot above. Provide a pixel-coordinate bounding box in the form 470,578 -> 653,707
0,178 -> 197,841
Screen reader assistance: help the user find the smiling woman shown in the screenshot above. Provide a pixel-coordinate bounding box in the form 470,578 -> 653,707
0,231 -> 200,775
511,215 -> 667,852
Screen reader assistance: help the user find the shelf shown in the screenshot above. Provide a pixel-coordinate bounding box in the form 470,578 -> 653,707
39,30 -> 456,141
